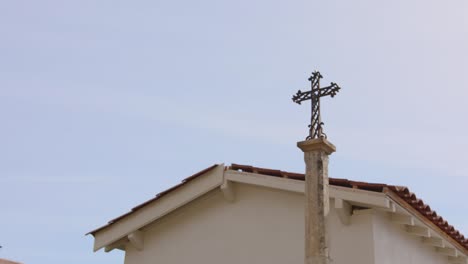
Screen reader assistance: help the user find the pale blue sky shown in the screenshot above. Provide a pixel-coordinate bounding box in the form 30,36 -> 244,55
1,1 -> 467,263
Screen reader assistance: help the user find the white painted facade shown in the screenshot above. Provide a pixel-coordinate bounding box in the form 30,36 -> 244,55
371,209 -> 449,264
90,166 -> 467,264
124,183 -> 449,264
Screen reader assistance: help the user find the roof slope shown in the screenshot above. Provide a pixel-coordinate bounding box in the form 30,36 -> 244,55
0,259 -> 22,264
88,163 -> 468,251
87,164 -> 219,235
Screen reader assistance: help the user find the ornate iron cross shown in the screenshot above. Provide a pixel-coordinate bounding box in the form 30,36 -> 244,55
292,71 -> 341,140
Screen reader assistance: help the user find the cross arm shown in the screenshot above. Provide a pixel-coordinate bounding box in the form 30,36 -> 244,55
318,82 -> 340,98
292,90 -> 312,104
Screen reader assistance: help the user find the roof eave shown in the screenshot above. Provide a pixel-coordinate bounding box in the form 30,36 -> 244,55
89,164 -> 225,251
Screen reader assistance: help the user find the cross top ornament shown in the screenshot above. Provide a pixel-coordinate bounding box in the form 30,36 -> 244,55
292,71 -> 341,140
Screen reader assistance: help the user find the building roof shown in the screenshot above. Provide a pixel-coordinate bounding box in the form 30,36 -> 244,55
88,163 -> 468,252
0,259 -> 22,264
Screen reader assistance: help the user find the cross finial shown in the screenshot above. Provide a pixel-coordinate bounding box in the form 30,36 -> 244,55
292,71 -> 341,140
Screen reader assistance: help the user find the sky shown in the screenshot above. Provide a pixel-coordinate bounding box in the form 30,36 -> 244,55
1,0 -> 467,263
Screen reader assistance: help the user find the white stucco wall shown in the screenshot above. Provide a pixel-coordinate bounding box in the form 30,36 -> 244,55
124,183 -> 378,264
371,210 -> 449,264
328,205 -> 375,263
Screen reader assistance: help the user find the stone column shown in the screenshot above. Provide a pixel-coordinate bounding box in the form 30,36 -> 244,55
297,138 -> 336,264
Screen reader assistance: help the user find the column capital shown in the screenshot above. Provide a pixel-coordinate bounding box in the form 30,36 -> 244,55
297,138 -> 336,155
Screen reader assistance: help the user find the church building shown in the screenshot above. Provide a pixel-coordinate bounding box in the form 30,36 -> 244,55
88,162 -> 468,264
88,72 -> 467,264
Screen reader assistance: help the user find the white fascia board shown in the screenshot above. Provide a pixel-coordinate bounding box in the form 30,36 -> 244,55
225,171 -> 391,209
93,164 -> 225,251
225,171 -> 304,193
330,185 -> 390,208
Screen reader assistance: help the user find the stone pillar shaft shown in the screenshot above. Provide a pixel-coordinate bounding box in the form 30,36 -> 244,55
297,138 -> 336,264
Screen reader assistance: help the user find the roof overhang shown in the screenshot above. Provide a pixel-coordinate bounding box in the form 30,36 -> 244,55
89,164 -> 225,252
88,164 -> 468,262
